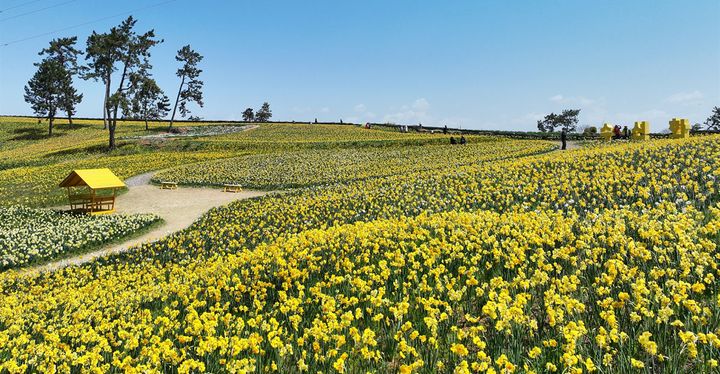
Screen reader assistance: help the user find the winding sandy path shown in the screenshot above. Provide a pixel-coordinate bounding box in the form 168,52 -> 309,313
559,140 -> 581,151
25,172 -> 268,274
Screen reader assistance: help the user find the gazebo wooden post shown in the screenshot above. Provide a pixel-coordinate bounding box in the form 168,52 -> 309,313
91,188 -> 96,214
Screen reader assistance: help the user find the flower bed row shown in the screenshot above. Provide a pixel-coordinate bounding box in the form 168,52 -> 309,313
0,206 -> 160,270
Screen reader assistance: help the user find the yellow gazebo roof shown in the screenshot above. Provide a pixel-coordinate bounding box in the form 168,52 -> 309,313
59,168 -> 126,190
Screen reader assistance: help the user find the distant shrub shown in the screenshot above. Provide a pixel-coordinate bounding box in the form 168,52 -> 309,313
583,126 -> 598,135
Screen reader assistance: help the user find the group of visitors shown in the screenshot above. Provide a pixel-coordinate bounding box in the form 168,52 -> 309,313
558,124 -> 632,150
450,136 -> 467,145
612,125 -> 630,140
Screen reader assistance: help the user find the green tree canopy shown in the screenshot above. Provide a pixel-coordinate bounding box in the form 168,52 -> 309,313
704,106 -> 720,131
85,16 -> 162,149
38,36 -> 84,125
255,102 -> 272,122
24,59 -> 72,136
537,109 -> 581,132
242,108 -> 255,122
126,74 -> 170,130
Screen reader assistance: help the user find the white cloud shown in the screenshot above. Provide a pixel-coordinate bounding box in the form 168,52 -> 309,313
614,109 -> 668,125
544,94 -> 610,125
549,94 -> 595,106
346,113 -> 376,123
350,103 -> 376,122
438,116 -> 473,128
507,112 -> 544,128
383,98 -> 431,124
411,98 -> 430,111
665,91 -> 703,103
515,112 -> 546,123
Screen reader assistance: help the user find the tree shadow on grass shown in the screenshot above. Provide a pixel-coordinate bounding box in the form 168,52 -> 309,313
9,127 -> 61,141
8,123 -> 93,141
44,140 -> 153,158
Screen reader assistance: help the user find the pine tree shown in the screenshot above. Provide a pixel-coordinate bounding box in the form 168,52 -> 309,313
24,59 -> 70,136
242,108 -> 255,122
85,16 -> 162,149
127,74 -> 170,130
39,36 -> 84,125
704,106 -> 720,131
169,45 -> 204,128
255,102 -> 272,122
537,109 -> 581,132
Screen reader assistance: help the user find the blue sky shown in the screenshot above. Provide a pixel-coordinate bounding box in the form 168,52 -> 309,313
0,0 -> 718,130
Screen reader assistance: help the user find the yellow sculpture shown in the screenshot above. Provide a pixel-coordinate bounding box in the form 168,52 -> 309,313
631,121 -> 650,141
669,118 -> 690,139
600,123 -> 613,141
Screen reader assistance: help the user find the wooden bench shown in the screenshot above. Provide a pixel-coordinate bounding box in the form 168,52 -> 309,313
68,193 -> 115,214
68,193 -> 93,210
159,181 -> 178,190
88,195 -> 116,214
223,183 -> 243,193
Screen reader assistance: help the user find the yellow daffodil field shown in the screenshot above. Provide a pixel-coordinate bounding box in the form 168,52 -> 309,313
151,140 -> 555,189
0,117 -> 719,373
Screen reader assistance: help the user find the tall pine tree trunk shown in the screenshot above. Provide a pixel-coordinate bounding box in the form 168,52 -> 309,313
103,92 -> 109,129
106,104 -> 114,149
108,63 -> 128,151
103,74 -> 111,129
108,124 -> 115,149
144,103 -> 149,130
169,75 -> 185,128
67,112 -> 73,126
48,116 -> 54,136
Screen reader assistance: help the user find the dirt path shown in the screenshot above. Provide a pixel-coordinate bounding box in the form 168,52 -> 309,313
559,140 -> 581,151
567,140 -> 581,150
123,124 -> 259,140
25,172 -> 269,274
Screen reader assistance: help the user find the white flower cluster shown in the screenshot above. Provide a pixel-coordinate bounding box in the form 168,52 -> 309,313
0,206 -> 160,270
122,125 -> 252,140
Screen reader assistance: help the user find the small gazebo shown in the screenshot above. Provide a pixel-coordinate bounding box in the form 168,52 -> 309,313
59,168 -> 126,215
